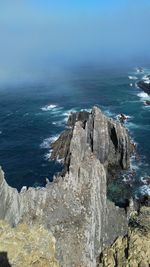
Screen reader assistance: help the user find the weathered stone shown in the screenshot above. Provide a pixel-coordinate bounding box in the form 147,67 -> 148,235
98,206 -> 150,267
0,107 -> 130,267
0,221 -> 59,267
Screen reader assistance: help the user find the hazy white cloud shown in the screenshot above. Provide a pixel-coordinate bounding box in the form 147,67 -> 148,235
0,1 -> 150,85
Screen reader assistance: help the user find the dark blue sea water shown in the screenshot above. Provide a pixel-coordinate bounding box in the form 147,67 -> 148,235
0,65 -> 150,198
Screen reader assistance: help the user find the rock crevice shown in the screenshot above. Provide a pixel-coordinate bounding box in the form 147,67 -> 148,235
0,106 -> 131,267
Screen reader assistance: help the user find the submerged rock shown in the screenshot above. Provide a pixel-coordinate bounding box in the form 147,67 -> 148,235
138,80 -> 150,95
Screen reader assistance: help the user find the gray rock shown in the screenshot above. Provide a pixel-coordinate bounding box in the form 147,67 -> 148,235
0,106 -> 130,267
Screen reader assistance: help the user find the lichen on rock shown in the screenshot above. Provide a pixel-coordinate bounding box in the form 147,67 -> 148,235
0,221 -> 59,267
98,206 -> 150,267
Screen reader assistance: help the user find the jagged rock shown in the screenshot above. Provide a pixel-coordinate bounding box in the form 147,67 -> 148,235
138,80 -> 150,95
97,206 -> 150,267
0,106 -> 130,267
50,107 -> 131,170
144,100 -> 150,106
0,221 -> 59,267
67,110 -> 90,127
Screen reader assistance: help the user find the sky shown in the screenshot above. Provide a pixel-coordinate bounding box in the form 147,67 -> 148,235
0,0 -> 150,85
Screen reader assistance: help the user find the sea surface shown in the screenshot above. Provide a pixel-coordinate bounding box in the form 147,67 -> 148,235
0,65 -> 150,200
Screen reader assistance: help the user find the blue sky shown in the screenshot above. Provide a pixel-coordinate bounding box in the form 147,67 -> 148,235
0,0 -> 150,84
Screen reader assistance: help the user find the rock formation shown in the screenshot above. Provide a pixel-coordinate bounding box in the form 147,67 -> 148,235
138,77 -> 150,95
0,107 -> 132,267
0,221 -> 59,267
98,206 -> 150,267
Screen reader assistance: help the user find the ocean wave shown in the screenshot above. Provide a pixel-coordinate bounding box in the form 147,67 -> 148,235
126,122 -> 142,130
41,104 -> 58,111
44,151 -> 52,160
140,185 -> 150,196
0,130 -> 2,134
103,109 -> 115,118
52,120 -> 66,127
40,135 -> 59,149
137,92 -> 149,99
142,75 -> 150,81
128,76 -> 138,80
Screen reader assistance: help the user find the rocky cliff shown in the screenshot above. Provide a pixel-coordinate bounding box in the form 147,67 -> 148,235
0,221 -> 59,267
0,106 -> 131,267
98,206 -> 150,267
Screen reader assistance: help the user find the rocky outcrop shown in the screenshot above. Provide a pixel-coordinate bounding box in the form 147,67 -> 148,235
0,107 -> 131,267
0,221 -> 59,267
144,100 -> 150,106
138,79 -> 150,95
51,107 -> 131,171
98,206 -> 150,267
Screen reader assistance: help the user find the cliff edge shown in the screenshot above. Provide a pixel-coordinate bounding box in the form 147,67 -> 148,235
0,106 -> 132,267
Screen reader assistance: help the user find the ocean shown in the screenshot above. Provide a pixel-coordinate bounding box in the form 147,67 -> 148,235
0,65 -> 150,201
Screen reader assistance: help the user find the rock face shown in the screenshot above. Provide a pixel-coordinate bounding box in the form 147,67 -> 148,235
51,107 -> 131,171
0,107 -> 131,267
138,80 -> 150,95
98,206 -> 150,267
144,100 -> 150,106
0,221 -> 59,267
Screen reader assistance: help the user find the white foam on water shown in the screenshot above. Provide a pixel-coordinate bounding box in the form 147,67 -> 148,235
128,76 -> 138,80
125,122 -> 141,130
41,104 -> 58,111
80,108 -> 92,113
44,151 -> 52,160
40,135 -> 59,149
140,176 -> 150,185
103,109 -> 115,118
142,75 -> 150,81
137,92 -> 149,98
140,185 -> 150,196
0,131 -> 2,134
135,83 -> 139,89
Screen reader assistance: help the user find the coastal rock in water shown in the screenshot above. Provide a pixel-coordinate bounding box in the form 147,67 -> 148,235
0,221 -> 59,267
144,100 -> 150,106
51,107 -> 131,170
0,106 -> 130,267
138,79 -> 150,95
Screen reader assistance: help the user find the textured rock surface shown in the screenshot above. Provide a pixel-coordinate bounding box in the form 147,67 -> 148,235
51,107 -> 131,171
0,107 -> 130,267
0,221 -> 59,267
138,79 -> 150,95
98,206 -> 150,267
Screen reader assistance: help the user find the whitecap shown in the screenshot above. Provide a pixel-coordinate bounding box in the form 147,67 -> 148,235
52,120 -> 66,127
140,185 -> 150,196
137,92 -> 149,99
40,135 -> 59,149
44,151 -> 52,160
142,75 -> 150,81
144,80 -> 150,84
0,131 -> 2,134
41,104 -> 58,111
80,108 -> 92,113
128,76 -> 138,80
103,109 -> 115,118
140,176 -> 150,185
